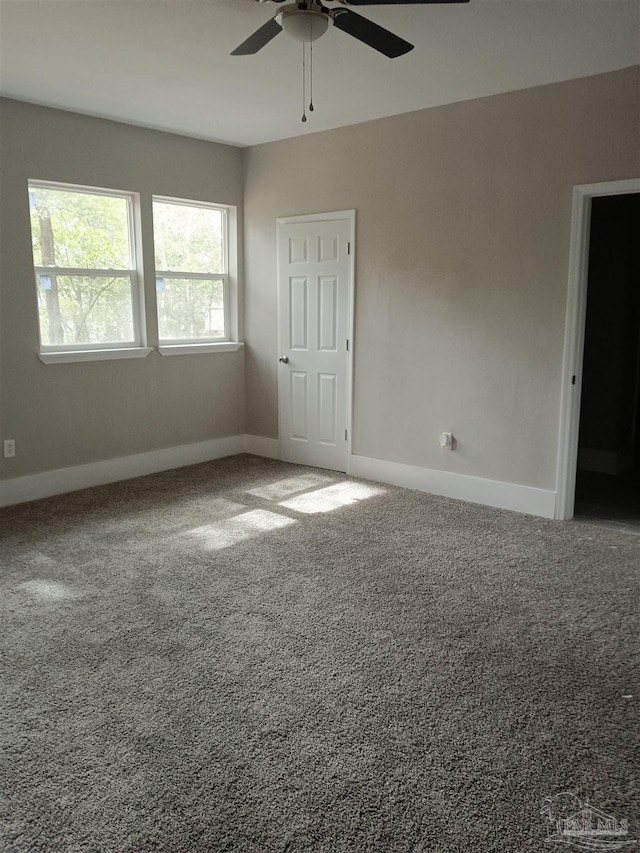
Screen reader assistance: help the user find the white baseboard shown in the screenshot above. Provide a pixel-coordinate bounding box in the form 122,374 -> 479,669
0,435 -> 245,508
243,434 -> 280,459
349,454 -> 557,519
0,435 -> 554,518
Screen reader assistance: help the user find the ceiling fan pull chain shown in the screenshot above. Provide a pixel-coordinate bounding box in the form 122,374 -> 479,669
301,40 -> 307,123
309,27 -> 314,112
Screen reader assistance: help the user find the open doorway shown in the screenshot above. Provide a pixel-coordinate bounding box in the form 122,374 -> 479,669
556,178 -> 640,525
573,192 -> 640,531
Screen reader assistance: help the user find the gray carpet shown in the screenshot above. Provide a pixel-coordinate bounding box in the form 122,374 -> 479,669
1,454 -> 638,852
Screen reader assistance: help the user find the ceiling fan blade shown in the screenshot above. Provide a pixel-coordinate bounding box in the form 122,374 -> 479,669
345,0 -> 469,4
231,17 -> 282,55
331,8 -> 413,57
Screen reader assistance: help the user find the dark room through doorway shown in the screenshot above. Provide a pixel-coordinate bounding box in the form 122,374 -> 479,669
574,192 -> 640,532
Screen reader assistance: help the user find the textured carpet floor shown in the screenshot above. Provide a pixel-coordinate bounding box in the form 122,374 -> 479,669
1,454 -> 638,852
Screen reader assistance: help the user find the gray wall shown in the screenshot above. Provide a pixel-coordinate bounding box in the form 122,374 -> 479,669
0,98 -> 245,480
2,68 -> 639,493
243,67 -> 640,490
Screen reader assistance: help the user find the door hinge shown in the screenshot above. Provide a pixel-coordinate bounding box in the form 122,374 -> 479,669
347,241 -> 351,255
346,339 -> 349,351
572,375 -> 576,385
345,429 -> 348,441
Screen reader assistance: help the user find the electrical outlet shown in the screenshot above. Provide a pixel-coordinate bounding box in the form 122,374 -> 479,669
3,439 -> 16,458
439,432 -> 453,450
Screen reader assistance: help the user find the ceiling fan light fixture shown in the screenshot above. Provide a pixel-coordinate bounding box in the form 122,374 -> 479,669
276,8 -> 331,43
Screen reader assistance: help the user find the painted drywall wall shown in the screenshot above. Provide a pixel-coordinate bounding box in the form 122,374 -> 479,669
243,67 -> 640,491
0,98 -> 245,479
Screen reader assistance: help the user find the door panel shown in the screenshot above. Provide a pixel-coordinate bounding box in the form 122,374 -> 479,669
290,372 -> 309,441
278,216 -> 351,471
318,276 -> 338,352
318,373 -> 337,446
318,235 -> 338,263
289,237 -> 308,264
289,277 -> 308,350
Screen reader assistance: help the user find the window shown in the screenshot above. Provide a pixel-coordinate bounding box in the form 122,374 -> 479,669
27,183 -> 239,362
28,181 -> 147,360
152,197 -> 231,344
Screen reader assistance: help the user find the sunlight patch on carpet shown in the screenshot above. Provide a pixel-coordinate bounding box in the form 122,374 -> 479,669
16,579 -> 78,600
188,508 -> 296,550
246,473 -> 334,501
279,482 -> 385,514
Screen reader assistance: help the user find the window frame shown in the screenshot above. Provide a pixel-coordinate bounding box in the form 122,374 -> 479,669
152,195 -> 233,346
28,180 -> 149,359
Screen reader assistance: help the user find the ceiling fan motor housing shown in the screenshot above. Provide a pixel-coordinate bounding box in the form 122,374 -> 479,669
276,2 -> 332,43
233,0 -> 449,58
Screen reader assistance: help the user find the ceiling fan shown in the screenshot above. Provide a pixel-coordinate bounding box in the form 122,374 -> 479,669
231,0 -> 469,60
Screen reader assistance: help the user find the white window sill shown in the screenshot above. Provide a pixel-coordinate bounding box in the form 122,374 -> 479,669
39,347 -> 153,365
158,342 -> 244,356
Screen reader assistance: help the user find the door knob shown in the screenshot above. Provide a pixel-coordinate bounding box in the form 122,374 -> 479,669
278,356 -> 289,364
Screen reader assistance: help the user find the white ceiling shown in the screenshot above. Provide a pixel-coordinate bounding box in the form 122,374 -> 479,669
0,0 -> 638,147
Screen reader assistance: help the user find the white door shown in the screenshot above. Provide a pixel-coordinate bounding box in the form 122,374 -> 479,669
277,214 -> 353,471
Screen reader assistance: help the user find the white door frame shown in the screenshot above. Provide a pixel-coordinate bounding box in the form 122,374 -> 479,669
276,210 -> 356,473
555,178 -> 640,520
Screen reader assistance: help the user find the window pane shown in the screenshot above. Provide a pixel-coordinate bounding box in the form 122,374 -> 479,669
157,278 -> 225,340
153,201 -> 224,274
37,275 -> 134,346
29,186 -> 131,269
